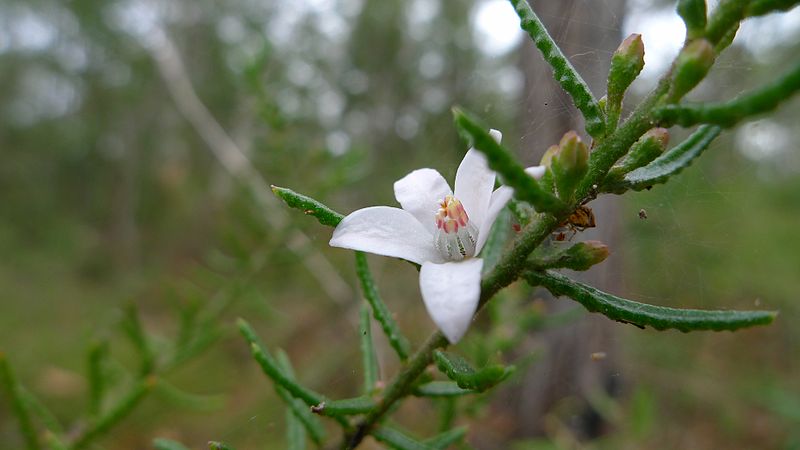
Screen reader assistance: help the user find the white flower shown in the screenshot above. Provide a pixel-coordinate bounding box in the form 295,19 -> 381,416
330,130 -> 545,343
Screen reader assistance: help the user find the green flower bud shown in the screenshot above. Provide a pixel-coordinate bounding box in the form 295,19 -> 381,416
607,34 -> 645,104
668,39 -> 715,102
562,240 -> 610,271
551,131 -> 589,201
618,128 -> 669,172
538,144 -> 559,193
530,240 -> 610,271
678,0 -> 707,40
604,128 -> 669,191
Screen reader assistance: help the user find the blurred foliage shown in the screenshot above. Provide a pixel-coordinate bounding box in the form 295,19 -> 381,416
0,0 -> 799,448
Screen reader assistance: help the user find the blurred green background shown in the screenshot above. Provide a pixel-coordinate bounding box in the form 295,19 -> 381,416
1,0 -> 798,448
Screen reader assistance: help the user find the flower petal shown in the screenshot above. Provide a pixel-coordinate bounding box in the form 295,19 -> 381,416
475,166 -> 545,254
525,165 -> 546,179
330,206 -> 443,265
475,186 -> 513,254
454,129 -> 502,233
419,258 -> 484,343
394,168 -> 452,234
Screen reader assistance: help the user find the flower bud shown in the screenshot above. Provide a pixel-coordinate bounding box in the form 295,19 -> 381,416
538,145 -> 559,193
619,128 -> 669,172
530,240 -> 610,271
563,240 -> 610,271
677,0 -> 707,40
607,34 -> 645,104
668,39 -> 715,102
551,131 -> 589,201
603,128 -> 668,192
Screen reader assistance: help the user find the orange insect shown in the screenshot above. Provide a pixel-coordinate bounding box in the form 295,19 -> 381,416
554,205 -> 596,241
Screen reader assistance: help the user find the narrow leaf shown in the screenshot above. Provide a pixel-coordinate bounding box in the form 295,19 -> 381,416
274,350 -> 327,444
208,442 -> 236,450
44,432 -> 68,450
360,304 -> 380,393
373,426 -> 433,450
480,208 -> 512,273
453,109 -> 566,213
87,340 -> 109,417
0,353 -> 40,450
433,351 -> 514,392
311,396 -> 376,417
153,379 -> 225,412
237,319 -> 325,407
355,252 -> 412,360
509,0 -> 605,137
655,60 -> 800,128
154,438 -> 191,450
747,0 -> 800,16
413,381 -> 475,398
71,376 -> 155,449
526,270 -> 777,332
424,427 -> 468,449
603,125 -> 721,193
286,408 -> 307,450
121,304 -> 155,376
271,185 -> 344,227
20,387 -> 64,434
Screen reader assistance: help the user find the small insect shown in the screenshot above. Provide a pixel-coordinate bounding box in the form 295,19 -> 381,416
566,205 -> 596,229
554,205 -> 596,241
638,208 -> 648,220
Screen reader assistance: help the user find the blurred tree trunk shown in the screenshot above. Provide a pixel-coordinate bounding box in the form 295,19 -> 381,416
492,0 -> 627,443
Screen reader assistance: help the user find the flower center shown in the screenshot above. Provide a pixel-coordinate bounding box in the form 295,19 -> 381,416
434,195 -> 477,261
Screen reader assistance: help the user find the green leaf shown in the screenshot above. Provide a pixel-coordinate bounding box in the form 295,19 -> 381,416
359,304 -> 379,394
677,0 -> 707,39
453,109 -> 566,213
373,426 -> 433,450
273,350 -> 327,444
433,351 -> 514,392
509,0 -> 605,138
208,442 -> 236,450
71,376 -> 155,449
746,0 -> 800,17
87,340 -> 109,417
705,0 -> 747,46
121,304 -> 155,376
153,379 -> 225,412
603,125 -> 721,193
286,408 -> 307,450
656,60 -> 800,128
271,186 -> 344,227
424,427 -> 468,449
0,353 -> 40,450
479,208 -> 512,273
237,319 -> 325,407
311,396 -> 376,417
413,381 -> 476,398
526,270 -> 778,332
19,387 -> 64,434
355,252 -> 412,360
153,438 -> 191,450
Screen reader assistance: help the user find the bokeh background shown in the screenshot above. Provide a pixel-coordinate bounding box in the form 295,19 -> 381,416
1,0 -> 799,448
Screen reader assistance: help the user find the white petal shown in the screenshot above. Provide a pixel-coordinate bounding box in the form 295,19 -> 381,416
419,259 -> 484,343
330,206 -> 443,265
454,129 -> 502,230
474,166 -> 544,253
475,186 -> 514,254
525,165 -> 546,179
394,168 -> 452,235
